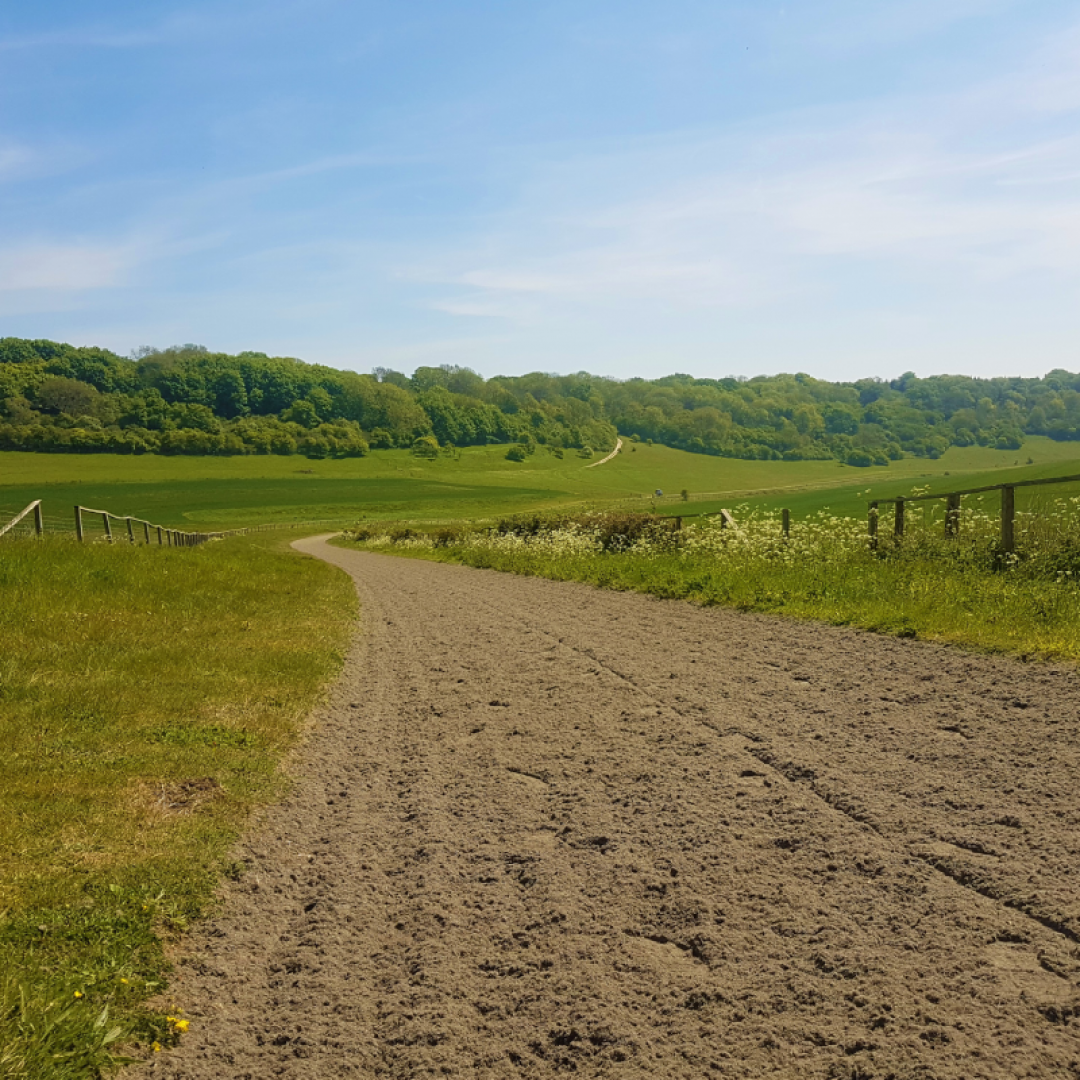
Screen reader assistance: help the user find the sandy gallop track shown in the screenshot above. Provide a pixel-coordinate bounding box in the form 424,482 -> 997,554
140,537 -> 1080,1080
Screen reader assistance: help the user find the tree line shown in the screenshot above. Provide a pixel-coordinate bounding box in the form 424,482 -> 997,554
1,337 -> 1079,465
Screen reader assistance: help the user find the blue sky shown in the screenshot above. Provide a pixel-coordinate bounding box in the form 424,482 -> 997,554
1,1 -> 1079,382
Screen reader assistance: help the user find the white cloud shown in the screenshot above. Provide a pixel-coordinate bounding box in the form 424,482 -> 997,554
0,242 -> 137,292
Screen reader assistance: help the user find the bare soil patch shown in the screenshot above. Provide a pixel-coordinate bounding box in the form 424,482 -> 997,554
138,538 -> 1080,1079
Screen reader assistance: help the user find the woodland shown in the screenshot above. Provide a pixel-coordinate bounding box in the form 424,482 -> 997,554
2,337 -> 1079,464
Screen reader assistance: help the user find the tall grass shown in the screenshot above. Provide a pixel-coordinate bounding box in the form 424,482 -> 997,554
0,532 -> 355,1077
345,498 -> 1080,661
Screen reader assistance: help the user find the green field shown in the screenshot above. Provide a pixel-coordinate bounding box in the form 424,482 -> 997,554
653,439 -> 1080,522
4,436 -> 1079,532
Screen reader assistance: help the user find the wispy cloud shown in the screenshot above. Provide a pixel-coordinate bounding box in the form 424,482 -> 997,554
0,4 -> 266,53
0,0 -> 338,54
430,299 -> 518,319
0,27 -> 163,51
421,18 -> 1080,324
0,241 -> 142,292
795,0 -> 1021,54
0,144 -> 37,179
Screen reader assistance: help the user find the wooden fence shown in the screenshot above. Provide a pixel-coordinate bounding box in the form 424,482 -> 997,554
660,470 -> 1080,552
1,500 -> 352,545
867,472 -> 1080,553
73,505 -> 246,547
668,508 -> 738,531
0,500 -> 44,539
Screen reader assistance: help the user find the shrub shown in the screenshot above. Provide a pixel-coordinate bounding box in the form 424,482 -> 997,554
411,435 -> 439,458
433,527 -> 464,547
846,449 -> 874,468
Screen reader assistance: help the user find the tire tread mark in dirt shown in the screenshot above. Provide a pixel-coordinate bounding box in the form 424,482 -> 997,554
466,565 -> 1080,954
747,745 -> 1080,946
464,578 -> 1080,950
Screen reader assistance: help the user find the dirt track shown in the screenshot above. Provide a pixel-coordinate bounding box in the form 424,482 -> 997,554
140,537 -> 1080,1079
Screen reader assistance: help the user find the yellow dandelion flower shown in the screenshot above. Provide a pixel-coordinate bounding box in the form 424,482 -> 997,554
152,1042 -> 162,1053
120,978 -> 129,984
174,1019 -> 190,1033
73,991 -> 83,999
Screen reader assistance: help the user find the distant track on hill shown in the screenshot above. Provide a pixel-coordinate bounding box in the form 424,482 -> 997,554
584,437 -> 622,467
141,538 -> 1080,1079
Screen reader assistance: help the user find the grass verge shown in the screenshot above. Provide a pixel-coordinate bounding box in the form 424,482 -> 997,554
0,531 -> 355,1077
340,508 -> 1080,663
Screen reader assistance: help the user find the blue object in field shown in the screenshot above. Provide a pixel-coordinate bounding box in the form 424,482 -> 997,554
655,489 -> 663,497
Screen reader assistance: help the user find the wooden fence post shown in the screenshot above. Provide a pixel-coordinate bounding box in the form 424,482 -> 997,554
868,502 -> 879,549
893,497 -> 904,540
143,520 -> 150,544
102,513 -> 112,541
34,502 -> 43,537
75,506 -> 84,543
781,508 -> 790,538
1001,485 -> 1015,554
157,526 -> 163,545
126,517 -> 135,543
945,493 -> 961,537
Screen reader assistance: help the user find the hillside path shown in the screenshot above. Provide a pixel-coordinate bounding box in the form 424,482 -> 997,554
140,537 -> 1080,1079
584,437 -> 622,467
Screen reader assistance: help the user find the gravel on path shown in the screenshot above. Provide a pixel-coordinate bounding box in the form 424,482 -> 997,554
139,537 -> 1080,1079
